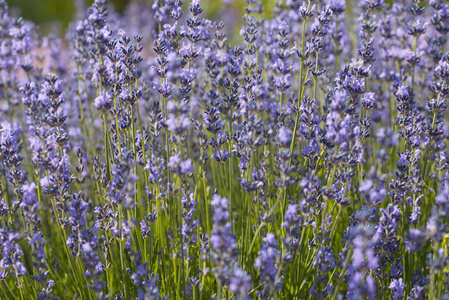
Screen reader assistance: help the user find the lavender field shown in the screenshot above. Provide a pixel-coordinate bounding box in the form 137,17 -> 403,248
1,0 -> 449,298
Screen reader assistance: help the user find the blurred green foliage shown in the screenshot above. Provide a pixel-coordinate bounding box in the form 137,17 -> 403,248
7,0 -> 129,28
7,0 -> 393,32
7,0 -> 275,30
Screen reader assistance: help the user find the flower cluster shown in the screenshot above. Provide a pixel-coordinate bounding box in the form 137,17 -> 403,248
1,0 -> 449,298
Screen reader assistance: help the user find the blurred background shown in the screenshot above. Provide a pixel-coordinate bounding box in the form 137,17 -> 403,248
6,0 -> 276,32
7,0 -> 395,33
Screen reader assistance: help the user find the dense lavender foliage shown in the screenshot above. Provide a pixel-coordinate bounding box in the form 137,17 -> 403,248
1,0 -> 449,298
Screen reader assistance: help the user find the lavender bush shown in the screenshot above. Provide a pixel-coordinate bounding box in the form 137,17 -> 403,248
1,0 -> 449,298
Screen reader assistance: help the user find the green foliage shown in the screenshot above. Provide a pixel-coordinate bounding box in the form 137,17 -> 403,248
7,0 -> 128,28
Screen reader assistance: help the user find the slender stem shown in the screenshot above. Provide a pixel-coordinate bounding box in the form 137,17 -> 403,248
290,1 -> 311,165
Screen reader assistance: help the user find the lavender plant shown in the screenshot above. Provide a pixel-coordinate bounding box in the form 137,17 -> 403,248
2,0 -> 449,298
